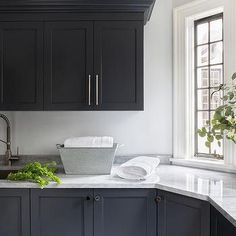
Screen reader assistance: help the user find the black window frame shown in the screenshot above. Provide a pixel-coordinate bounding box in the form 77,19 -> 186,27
194,13 -> 224,159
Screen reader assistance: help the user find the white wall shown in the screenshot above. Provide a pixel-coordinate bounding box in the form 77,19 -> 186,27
0,0 -> 194,155
173,0 -> 194,7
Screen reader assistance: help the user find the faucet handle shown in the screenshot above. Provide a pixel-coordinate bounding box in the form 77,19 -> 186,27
9,146 -> 20,162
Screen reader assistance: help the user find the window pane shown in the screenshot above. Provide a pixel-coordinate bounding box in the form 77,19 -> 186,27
210,19 -> 223,42
210,65 -> 223,87
197,67 -> 209,88
197,23 -> 208,44
211,140 -> 223,156
197,45 -> 208,66
210,89 -> 223,110
197,89 -> 209,110
210,42 -> 223,64
197,111 -> 209,127
210,111 -> 223,156
197,111 -> 210,154
197,135 -> 210,154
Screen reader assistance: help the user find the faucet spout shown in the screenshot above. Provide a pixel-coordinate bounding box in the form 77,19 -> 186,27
0,114 -> 11,165
0,114 -> 11,148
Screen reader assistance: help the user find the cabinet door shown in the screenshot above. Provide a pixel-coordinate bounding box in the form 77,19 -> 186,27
31,189 -> 93,236
0,22 -> 43,110
0,189 -> 30,236
157,190 -> 210,236
211,206 -> 236,236
44,22 -> 93,110
94,21 -> 143,110
94,189 -> 156,236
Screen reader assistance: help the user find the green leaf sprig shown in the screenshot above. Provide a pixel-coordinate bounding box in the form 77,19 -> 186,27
198,73 -> 236,149
7,162 -> 61,189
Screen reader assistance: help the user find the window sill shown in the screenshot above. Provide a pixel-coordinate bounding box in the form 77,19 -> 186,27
170,158 -> 236,174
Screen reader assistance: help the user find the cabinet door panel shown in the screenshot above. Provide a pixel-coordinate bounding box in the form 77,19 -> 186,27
211,206 -> 236,236
158,190 -> 210,236
44,22 -> 93,110
94,189 -> 156,236
0,22 -> 43,110
0,189 -> 30,236
94,21 -> 143,110
31,189 -> 93,236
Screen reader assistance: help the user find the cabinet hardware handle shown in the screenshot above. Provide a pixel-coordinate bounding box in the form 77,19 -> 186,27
96,74 -> 99,105
88,75 -> 91,106
155,196 -> 162,203
86,196 -> 91,201
94,195 -> 101,201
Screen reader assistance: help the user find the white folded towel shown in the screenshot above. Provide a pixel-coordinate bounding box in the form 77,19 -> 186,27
64,136 -> 113,148
116,156 -> 160,180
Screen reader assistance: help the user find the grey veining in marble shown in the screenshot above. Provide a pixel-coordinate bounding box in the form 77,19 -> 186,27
0,155 -> 62,166
0,153 -> 170,169
0,164 -> 236,228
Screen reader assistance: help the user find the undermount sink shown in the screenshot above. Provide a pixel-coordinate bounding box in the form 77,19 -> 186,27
0,166 -> 22,179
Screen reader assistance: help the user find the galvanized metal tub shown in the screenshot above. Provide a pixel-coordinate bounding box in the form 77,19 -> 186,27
57,143 -> 118,175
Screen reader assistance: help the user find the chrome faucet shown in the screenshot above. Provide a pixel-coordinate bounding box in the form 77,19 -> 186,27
0,114 -> 19,165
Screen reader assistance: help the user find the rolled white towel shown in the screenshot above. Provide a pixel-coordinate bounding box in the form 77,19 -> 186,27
116,156 -> 160,180
64,136 -> 113,148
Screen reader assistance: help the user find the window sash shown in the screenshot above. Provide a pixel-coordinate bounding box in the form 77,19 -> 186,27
194,13 -> 224,158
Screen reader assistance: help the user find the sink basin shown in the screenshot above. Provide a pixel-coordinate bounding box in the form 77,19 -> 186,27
0,166 -> 22,179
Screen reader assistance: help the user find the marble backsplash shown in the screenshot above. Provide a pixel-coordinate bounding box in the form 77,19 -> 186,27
0,153 -> 171,171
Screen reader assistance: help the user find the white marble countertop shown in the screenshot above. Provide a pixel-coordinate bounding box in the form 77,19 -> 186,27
1,164 -> 236,227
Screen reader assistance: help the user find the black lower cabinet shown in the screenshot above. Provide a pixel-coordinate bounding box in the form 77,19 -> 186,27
0,189 -> 30,236
31,188 -> 156,236
31,189 -> 94,236
94,189 -> 156,236
211,206 -> 236,236
1,188 -> 236,236
157,190 -> 210,236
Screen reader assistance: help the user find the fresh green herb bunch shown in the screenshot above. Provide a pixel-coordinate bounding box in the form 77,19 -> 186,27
198,73 -> 236,148
7,162 -> 61,189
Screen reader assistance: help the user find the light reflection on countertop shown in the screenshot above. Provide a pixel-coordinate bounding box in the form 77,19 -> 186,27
0,164 -> 236,227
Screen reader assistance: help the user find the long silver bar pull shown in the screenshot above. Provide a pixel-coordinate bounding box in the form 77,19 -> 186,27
96,74 -> 99,105
88,75 -> 91,106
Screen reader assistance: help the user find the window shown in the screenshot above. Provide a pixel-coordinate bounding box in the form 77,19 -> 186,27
173,0 -> 236,168
194,14 -> 224,159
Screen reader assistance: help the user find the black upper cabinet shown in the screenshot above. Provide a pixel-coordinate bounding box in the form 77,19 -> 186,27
44,20 -> 143,110
157,190 -> 210,236
94,21 -> 143,110
0,0 -> 155,110
0,22 -> 44,110
44,21 -> 93,110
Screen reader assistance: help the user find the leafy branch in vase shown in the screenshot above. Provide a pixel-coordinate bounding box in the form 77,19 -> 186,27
198,73 -> 236,150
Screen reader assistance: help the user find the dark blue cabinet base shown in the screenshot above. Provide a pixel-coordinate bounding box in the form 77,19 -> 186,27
93,189 -> 156,236
157,190 -> 210,236
31,189 -> 94,236
0,189 -> 30,236
211,206 -> 236,236
31,188 -> 156,236
0,188 -> 235,236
